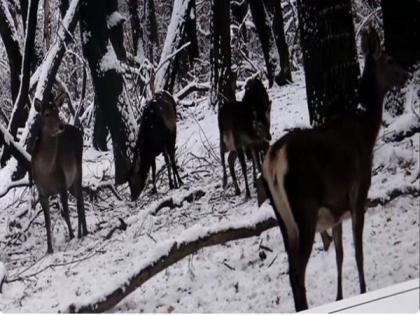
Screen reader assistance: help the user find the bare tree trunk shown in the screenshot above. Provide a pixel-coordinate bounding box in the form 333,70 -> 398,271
155,0 -> 196,93
381,0 -> 420,69
270,0 -> 292,85
296,0 -> 360,126
144,0 -> 158,62
106,0 -> 127,62
1,0 -> 40,166
128,0 -> 143,57
210,0 -> 236,109
0,1 -> 23,102
19,0 -> 28,30
81,0 -> 134,185
43,0 -> 51,49
249,0 -> 279,87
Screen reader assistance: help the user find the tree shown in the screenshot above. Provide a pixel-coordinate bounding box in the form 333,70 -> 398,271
144,0 -> 158,63
0,0 -> 40,166
296,0 -> 360,126
266,0 -> 292,85
210,0 -> 236,109
249,0 -> 280,87
0,0 -> 22,102
381,0 -> 420,70
154,0 -> 197,94
128,0 -> 144,58
80,0 -> 136,185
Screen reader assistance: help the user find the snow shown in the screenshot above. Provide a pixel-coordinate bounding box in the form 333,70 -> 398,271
0,69 -> 418,312
100,42 -> 122,73
106,12 -> 125,29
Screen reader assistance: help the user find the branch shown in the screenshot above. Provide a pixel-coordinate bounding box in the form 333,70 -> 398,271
66,207 -> 278,313
174,81 -> 210,100
368,186 -> 419,208
0,178 -> 30,199
33,0 -> 80,110
150,189 -> 206,215
0,122 -> 31,166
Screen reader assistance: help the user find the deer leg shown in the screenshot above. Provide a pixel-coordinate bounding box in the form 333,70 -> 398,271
228,151 -> 240,195
333,223 -> 344,301
170,154 -> 183,188
237,149 -> 250,199
352,209 -> 366,294
250,148 -> 258,187
220,140 -> 227,188
163,150 -> 174,189
151,159 -> 157,194
60,191 -> 74,240
73,182 -> 88,238
40,196 -> 53,254
320,231 -> 333,251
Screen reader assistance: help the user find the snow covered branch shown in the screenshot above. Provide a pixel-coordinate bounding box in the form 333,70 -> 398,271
33,0 -> 80,110
66,206 -> 278,313
0,122 -> 31,166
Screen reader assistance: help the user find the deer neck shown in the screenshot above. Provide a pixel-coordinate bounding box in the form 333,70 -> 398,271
359,56 -> 385,150
37,134 -> 59,170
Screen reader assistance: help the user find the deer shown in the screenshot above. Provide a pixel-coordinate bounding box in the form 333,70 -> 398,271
256,27 -> 409,311
129,91 -> 183,201
219,78 -> 271,198
31,102 -> 87,254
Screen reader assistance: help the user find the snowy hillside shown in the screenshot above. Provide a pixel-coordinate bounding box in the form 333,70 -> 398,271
0,70 -> 418,312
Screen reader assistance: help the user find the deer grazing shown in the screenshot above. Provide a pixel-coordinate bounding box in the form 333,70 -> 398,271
257,27 -> 409,311
219,78 -> 271,198
129,91 -> 183,201
31,102 -> 87,254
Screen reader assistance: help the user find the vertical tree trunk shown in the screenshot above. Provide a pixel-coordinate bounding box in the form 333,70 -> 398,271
128,0 -> 143,57
210,0 -> 235,109
19,0 -> 28,31
297,0 -> 360,126
381,0 -> 420,70
43,0 -> 51,49
106,0 -> 127,61
0,1 -> 23,102
80,0 -> 135,185
155,0 -> 196,94
249,0 -> 279,87
144,0 -> 158,62
271,0 -> 292,85
1,0 -> 40,166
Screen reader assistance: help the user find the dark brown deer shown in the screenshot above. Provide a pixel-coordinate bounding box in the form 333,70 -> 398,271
257,27 -> 409,311
219,78 -> 271,198
31,104 -> 87,254
129,91 -> 182,201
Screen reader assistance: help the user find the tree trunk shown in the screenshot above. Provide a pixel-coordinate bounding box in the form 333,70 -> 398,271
381,0 -> 420,69
106,0 -> 127,62
210,0 -> 236,109
249,0 -> 279,87
144,0 -> 158,62
1,0 -> 40,166
296,0 -> 360,126
0,1 -> 23,102
270,0 -> 292,85
128,0 -> 143,57
92,94 -> 109,151
19,0 -> 28,31
155,0 -> 196,93
80,0 -> 134,185
43,0 -> 51,49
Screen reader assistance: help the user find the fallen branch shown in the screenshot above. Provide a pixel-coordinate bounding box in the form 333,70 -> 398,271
62,185 -> 418,312
368,186 -> 419,208
0,178 -> 30,199
175,82 -> 210,100
150,189 -> 206,215
66,207 -> 277,313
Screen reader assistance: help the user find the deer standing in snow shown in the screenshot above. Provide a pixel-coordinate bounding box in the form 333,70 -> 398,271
219,78 -> 271,198
31,102 -> 87,254
129,91 -> 183,200
257,27 -> 409,311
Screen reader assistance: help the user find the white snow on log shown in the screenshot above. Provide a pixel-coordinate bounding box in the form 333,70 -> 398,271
0,122 -> 31,161
106,11 -> 125,29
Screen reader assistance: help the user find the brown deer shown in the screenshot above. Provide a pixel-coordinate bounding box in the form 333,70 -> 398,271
257,27 -> 409,311
219,78 -> 271,198
129,91 -> 182,201
31,103 -> 87,254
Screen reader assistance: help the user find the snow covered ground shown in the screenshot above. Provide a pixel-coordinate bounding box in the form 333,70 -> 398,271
0,70 -> 418,312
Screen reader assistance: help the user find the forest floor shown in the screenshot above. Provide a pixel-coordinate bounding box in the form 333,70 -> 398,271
0,70 -> 418,312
